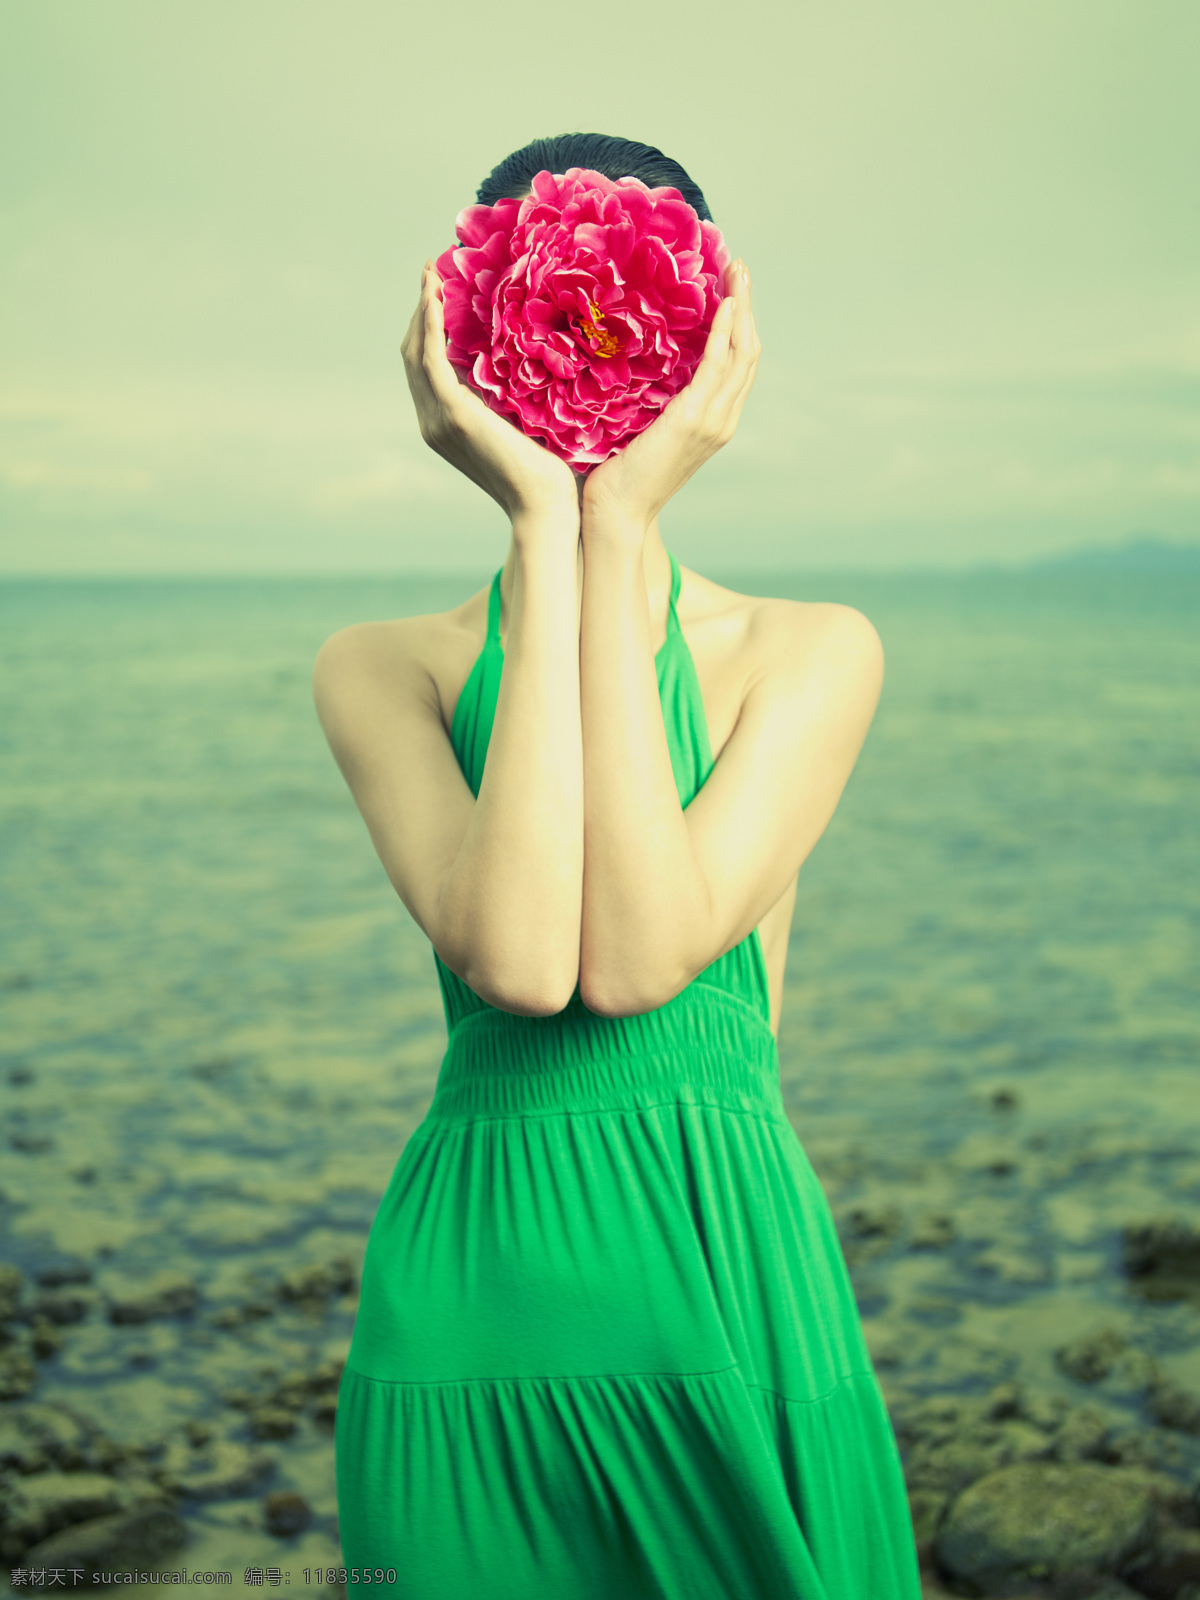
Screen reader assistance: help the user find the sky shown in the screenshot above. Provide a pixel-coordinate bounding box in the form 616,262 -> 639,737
1,1 -> 1197,574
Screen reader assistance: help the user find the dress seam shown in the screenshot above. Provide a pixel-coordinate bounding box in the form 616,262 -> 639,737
340,1361 -> 879,1405
342,1360 -> 742,1390
745,1370 -> 880,1408
423,1094 -> 790,1131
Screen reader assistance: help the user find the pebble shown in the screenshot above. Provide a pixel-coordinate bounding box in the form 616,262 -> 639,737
262,1489 -> 312,1536
17,1502 -> 188,1579
0,1470 -> 165,1562
106,1270 -> 199,1324
935,1461 -> 1155,1595
1123,1217 -> 1200,1303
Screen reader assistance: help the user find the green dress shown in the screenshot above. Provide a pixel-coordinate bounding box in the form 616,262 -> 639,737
335,552 -> 921,1599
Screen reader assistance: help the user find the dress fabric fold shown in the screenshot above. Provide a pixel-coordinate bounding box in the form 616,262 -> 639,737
335,552 -> 921,1598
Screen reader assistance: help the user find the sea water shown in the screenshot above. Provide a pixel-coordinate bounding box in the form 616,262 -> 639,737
1,567 -> 1198,1565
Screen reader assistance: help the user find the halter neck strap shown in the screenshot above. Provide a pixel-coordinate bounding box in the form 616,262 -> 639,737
486,568 -> 503,647
666,549 -> 682,632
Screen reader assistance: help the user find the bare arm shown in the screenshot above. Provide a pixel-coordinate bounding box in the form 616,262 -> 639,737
313,264 -> 583,1016
577,261 -> 884,1014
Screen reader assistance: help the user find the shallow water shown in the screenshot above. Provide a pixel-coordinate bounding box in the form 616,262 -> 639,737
1,566 -> 1198,1575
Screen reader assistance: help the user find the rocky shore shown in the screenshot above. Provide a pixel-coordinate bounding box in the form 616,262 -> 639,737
3,1160 -> 1199,1596
0,1250 -> 356,1589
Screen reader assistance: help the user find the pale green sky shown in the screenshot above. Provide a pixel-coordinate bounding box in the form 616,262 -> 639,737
1,0 -> 1197,573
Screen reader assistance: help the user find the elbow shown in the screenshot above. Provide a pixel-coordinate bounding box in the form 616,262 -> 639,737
487,978 -> 577,1019
578,960 -> 686,1020
440,940 -> 578,1018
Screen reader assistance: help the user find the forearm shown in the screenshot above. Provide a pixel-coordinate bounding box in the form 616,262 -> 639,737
578,527 -> 712,1014
436,511 -> 583,1012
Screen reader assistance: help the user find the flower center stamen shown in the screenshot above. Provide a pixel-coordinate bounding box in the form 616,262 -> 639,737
579,299 -> 619,358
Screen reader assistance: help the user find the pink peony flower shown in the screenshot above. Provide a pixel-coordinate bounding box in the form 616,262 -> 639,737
434,167 -> 730,471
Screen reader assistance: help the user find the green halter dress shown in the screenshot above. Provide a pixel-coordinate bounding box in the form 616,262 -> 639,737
335,553 -> 921,1599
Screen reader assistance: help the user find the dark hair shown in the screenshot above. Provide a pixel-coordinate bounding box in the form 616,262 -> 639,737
477,132 -> 713,223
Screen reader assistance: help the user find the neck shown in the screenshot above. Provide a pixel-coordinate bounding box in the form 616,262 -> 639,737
498,518 -> 672,643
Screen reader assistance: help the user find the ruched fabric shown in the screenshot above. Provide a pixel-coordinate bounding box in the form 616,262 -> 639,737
335,553 -> 921,1598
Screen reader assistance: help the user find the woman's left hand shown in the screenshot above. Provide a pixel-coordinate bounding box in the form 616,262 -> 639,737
581,258 -> 761,538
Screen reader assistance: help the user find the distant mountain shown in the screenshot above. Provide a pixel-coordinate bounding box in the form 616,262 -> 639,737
1032,535 -> 1200,571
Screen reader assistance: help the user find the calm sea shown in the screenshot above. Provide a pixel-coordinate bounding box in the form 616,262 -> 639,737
1,566 -> 1198,1564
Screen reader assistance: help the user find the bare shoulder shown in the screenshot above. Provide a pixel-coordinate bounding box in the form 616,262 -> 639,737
677,566 -> 883,737
312,585 -> 492,736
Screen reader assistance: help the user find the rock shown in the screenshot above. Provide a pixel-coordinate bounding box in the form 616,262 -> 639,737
152,1436 -> 274,1501
30,1317 -> 66,1358
0,1262 -> 24,1320
248,1407 -> 296,1440
908,1487 -> 949,1568
1108,1348 -> 1165,1398
1145,1381 -> 1200,1434
32,1288 -> 95,1325
34,1261 -> 93,1289
0,1339 -> 38,1399
1107,1465 -> 1199,1528
984,1382 -> 1022,1420
0,1401 -> 122,1474
189,1057 -> 236,1082
903,1414 -> 1055,1495
19,1501 -> 187,1578
0,1471 -> 156,1561
840,1204 -> 903,1240
1123,1527 -> 1200,1599
263,1490 -> 311,1536
990,1086 -> 1020,1111
311,1395 -> 337,1427
1122,1218 -> 1200,1303
107,1271 -> 198,1324
1103,1428 -> 1185,1473
1058,1329 -> 1131,1384
275,1257 -> 357,1307
11,1131 -> 55,1153
838,1204 -> 904,1266
1021,1391 -> 1070,1434
307,1355 -> 344,1392
910,1214 -> 956,1251
935,1462 -> 1155,1597
906,1295 -> 962,1327
269,1374 -> 315,1411
1055,1404 -> 1112,1462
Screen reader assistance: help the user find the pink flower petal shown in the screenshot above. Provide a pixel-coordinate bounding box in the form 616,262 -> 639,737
437,166 -> 729,467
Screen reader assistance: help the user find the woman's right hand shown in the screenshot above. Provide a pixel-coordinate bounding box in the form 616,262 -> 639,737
403,261 -> 580,527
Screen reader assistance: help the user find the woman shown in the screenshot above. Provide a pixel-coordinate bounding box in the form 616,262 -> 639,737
314,133 -> 921,1600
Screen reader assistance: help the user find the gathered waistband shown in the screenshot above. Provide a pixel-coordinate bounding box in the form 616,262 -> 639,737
425,983 -> 785,1126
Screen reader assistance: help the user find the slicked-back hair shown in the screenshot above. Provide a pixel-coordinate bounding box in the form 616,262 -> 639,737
476,132 -> 713,223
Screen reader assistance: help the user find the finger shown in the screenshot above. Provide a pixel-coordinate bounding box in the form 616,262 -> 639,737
403,262 -> 431,368
403,266 -> 447,443
729,262 -> 755,359
421,265 -> 471,410
690,292 -> 737,399
403,266 -> 433,382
